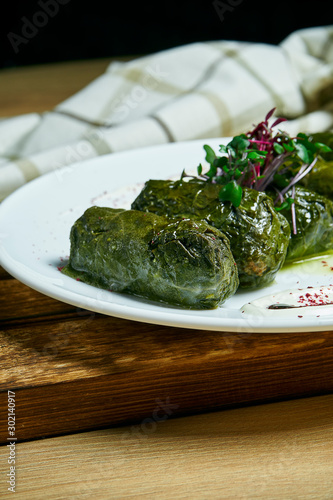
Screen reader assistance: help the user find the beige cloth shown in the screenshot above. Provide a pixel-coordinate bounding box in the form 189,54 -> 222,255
1,25 -> 333,201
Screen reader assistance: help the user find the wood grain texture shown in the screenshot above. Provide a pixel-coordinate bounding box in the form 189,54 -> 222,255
1,266 -> 333,443
0,395 -> 332,499
0,278 -> 77,322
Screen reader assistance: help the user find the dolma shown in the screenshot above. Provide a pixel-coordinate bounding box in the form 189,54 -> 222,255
62,206 -> 239,310
301,132 -> 333,200
301,158 -> 333,201
274,186 -> 333,262
131,179 -> 290,289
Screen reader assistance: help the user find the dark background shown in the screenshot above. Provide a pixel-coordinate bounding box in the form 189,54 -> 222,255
0,0 -> 331,69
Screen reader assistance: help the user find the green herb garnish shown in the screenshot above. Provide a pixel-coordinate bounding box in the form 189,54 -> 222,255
191,108 -> 332,233
195,109 -> 331,204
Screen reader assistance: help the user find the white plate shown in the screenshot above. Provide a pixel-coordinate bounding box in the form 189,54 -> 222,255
1,138 -> 333,333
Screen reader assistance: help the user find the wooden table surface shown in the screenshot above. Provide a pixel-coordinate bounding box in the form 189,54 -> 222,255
0,58 -> 333,499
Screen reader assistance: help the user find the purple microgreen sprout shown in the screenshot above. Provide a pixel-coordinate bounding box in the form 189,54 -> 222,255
188,109 -> 332,234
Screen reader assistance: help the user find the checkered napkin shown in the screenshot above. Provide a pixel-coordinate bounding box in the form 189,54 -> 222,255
1,25 -> 332,201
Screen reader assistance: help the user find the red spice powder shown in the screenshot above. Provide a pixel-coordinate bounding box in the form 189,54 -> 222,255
297,289 -> 333,307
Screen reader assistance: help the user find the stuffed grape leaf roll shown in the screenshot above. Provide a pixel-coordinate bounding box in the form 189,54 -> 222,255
62,206 -> 239,310
300,132 -> 333,200
301,158 -> 333,201
131,179 -> 290,289
274,186 -> 333,262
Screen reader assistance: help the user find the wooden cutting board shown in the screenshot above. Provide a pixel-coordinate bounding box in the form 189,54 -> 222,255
1,265 -> 333,444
